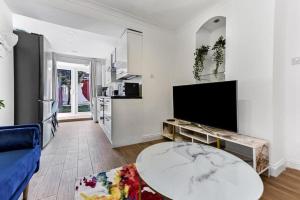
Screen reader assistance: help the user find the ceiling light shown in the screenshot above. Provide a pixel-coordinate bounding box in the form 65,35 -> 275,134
213,19 -> 220,23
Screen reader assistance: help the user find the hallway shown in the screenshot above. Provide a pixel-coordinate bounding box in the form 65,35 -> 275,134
26,121 -> 162,200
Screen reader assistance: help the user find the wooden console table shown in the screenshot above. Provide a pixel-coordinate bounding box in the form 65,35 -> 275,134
162,119 -> 269,175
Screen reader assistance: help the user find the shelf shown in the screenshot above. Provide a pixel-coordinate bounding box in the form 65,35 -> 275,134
180,131 -> 207,144
174,134 -> 191,142
161,119 -> 270,174
193,133 -> 209,143
208,136 -> 217,144
163,122 -> 175,140
225,149 -> 253,167
180,128 -> 217,144
162,133 -> 173,140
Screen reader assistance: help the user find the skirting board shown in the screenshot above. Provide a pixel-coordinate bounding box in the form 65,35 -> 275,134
286,159 -> 300,171
269,158 -> 286,177
112,133 -> 162,148
142,133 -> 163,142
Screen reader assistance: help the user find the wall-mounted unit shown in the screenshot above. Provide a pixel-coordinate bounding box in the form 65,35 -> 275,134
115,29 -> 143,80
0,32 -> 18,58
102,49 -> 120,87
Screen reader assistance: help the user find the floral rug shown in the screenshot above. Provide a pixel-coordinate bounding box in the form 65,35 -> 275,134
74,164 -> 163,200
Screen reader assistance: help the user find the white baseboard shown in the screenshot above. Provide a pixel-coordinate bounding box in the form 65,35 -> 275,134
270,158 -> 286,177
286,159 -> 300,170
142,133 -> 163,142
112,133 -> 162,148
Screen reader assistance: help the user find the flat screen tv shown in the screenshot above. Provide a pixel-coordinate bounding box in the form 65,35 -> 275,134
173,81 -> 237,132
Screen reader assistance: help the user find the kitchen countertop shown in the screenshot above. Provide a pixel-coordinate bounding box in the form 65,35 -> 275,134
97,96 -> 142,99
111,96 -> 142,99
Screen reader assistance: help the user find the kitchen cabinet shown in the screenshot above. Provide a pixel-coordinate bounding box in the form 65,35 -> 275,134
104,97 -> 111,137
101,61 -> 106,87
95,61 -> 102,86
116,29 -> 143,79
97,98 -> 104,124
102,56 -> 111,87
105,63 -> 111,86
97,97 -> 112,143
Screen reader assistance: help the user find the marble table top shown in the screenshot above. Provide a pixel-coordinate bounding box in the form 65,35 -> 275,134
136,142 -> 263,200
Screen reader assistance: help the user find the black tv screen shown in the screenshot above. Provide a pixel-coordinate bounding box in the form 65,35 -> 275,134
173,81 -> 237,132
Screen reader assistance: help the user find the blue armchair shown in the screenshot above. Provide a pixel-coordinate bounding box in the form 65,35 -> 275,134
0,124 -> 41,200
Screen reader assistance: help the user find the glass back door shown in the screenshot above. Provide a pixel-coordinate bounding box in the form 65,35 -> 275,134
56,62 -> 91,119
77,70 -> 91,113
57,69 -> 72,114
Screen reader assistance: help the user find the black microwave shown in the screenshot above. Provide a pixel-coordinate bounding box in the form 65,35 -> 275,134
124,83 -> 140,97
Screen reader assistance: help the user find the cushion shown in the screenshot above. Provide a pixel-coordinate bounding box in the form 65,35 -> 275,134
0,127 -> 39,152
0,148 -> 41,200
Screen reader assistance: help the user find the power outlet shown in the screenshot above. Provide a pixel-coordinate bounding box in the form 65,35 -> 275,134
292,57 -> 300,65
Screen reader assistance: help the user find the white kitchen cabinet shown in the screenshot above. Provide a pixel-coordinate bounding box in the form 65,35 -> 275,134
116,29 -> 143,79
101,62 -> 106,87
97,97 -> 112,143
102,56 -> 111,87
105,64 -> 111,86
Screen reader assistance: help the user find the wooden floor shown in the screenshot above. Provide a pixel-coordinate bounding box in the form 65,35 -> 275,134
24,121 -> 300,200
261,168 -> 300,200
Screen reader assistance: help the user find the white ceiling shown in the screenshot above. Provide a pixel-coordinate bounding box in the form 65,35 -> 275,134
5,0 -> 221,34
88,0 -> 221,30
13,14 -> 116,59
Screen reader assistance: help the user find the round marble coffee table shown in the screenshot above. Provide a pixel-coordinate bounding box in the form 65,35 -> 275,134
136,142 -> 263,200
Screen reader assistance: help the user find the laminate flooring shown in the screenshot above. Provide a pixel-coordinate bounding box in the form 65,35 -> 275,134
22,120 -> 300,200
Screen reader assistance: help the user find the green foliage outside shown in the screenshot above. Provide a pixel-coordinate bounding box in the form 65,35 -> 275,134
0,100 -> 4,110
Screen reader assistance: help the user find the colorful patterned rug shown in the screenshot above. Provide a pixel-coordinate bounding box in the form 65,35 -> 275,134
74,164 -> 163,200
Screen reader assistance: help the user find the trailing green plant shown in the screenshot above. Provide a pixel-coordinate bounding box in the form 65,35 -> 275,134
212,36 -> 226,74
0,100 -> 5,110
193,45 -> 210,81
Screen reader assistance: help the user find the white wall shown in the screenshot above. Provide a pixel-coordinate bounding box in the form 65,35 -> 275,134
141,28 -> 175,139
112,27 -> 176,147
10,3 -> 176,145
274,0 -> 300,170
12,14 -> 116,59
173,0 -> 283,174
0,0 -> 14,125
272,0 -> 288,175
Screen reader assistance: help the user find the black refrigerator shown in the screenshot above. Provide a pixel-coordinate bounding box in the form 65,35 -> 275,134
14,30 -> 57,148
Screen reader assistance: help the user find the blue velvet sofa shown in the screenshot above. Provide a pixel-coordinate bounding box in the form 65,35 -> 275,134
0,124 -> 41,200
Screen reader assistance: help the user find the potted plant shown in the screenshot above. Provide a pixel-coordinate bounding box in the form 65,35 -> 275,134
212,36 -> 226,74
0,100 -> 4,110
193,45 -> 210,81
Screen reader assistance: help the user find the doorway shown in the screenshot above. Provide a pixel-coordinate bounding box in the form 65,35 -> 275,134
56,61 -> 92,120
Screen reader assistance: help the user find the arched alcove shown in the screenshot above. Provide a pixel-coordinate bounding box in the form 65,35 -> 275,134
195,16 -> 226,82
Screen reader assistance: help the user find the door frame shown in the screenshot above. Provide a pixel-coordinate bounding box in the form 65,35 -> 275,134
56,62 -> 91,117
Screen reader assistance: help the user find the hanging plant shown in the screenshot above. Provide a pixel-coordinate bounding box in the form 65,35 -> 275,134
0,100 -> 5,110
212,36 -> 226,74
193,45 -> 210,81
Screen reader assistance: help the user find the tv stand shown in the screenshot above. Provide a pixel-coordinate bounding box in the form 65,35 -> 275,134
178,120 -> 191,126
162,119 -> 269,175
190,123 -> 202,128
